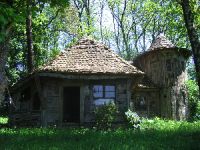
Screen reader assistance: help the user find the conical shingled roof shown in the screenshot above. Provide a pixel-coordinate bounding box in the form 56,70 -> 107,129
148,35 -> 176,51
40,38 -> 143,75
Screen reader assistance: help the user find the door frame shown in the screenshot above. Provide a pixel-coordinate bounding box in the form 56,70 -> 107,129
63,86 -> 80,123
60,83 -> 84,124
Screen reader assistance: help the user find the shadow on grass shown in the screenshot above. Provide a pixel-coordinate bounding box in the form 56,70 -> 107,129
0,127 -> 200,150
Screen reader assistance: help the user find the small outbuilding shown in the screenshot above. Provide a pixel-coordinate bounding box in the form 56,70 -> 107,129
10,36 -> 191,126
10,38 -> 143,126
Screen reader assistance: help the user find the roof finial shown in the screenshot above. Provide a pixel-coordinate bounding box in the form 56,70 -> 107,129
148,34 -> 175,51
158,33 -> 165,37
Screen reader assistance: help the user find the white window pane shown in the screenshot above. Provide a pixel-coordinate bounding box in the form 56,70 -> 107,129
94,99 -> 114,106
105,86 -> 115,92
105,92 -> 115,98
93,85 -> 103,98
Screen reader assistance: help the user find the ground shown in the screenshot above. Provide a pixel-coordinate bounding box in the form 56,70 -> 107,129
0,117 -> 200,150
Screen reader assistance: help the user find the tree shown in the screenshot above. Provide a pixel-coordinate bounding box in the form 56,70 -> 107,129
5,2 -> 80,86
0,0 -> 69,104
0,0 -> 15,104
26,0 -> 34,73
180,0 -> 200,94
105,0 -> 189,60
72,0 -> 96,37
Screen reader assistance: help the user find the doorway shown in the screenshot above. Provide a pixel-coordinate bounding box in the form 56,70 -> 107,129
63,87 -> 80,122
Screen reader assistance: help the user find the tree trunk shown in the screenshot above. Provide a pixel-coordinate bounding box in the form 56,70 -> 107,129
0,37 -> 10,104
100,0 -> 104,41
180,0 -> 200,94
0,1 -> 13,105
26,0 -> 34,73
84,0 -> 91,35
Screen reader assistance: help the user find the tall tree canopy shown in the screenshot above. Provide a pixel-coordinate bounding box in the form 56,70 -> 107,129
180,0 -> 200,94
1,0 -> 200,104
0,0 -> 69,103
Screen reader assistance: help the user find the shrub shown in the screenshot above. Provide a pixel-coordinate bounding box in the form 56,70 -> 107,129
94,102 -> 118,130
186,80 -> 200,121
0,117 -> 8,125
140,117 -> 178,131
125,109 -> 141,129
193,102 -> 200,121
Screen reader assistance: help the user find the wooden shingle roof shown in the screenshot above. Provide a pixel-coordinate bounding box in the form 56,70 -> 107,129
39,38 -> 143,75
148,35 -> 175,51
133,35 -> 191,60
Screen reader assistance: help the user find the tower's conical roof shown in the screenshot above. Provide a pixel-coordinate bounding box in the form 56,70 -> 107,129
133,35 -> 191,64
148,35 -> 176,51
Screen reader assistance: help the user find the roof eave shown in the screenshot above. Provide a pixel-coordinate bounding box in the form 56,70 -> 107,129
134,47 -> 192,62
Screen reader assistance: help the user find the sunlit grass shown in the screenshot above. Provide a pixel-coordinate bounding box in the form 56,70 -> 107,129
0,120 -> 200,150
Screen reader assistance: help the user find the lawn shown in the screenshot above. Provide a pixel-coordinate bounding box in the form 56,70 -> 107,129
0,118 -> 200,150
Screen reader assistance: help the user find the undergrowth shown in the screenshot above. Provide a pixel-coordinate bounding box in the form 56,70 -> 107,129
0,119 -> 200,150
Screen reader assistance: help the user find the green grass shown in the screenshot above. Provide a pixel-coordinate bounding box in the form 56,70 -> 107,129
0,119 -> 200,150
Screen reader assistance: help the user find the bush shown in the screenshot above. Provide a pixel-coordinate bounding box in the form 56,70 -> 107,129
94,102 -> 118,130
186,80 -> 200,121
140,117 -> 177,131
125,109 -> 141,129
0,117 -> 8,125
140,117 -> 200,132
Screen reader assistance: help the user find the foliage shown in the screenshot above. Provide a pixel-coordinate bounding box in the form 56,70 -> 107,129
94,102 -> 118,130
0,117 -> 8,125
187,59 -> 196,80
125,109 -> 141,129
3,0 -> 199,86
141,117 -> 177,131
5,2 -> 76,85
140,117 -> 200,132
0,120 -> 200,149
107,0 -> 190,60
179,0 -> 200,93
186,80 -> 200,120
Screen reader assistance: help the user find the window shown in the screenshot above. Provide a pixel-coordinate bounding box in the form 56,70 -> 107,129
105,86 -> 115,98
93,85 -> 115,106
135,96 -> 147,111
93,85 -> 103,98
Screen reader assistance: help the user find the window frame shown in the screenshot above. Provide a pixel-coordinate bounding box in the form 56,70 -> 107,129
93,85 -> 116,99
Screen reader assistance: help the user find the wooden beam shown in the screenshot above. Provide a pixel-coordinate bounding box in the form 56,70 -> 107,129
34,75 -> 44,109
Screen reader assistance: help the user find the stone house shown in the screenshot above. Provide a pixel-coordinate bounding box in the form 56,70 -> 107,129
10,36 -> 191,126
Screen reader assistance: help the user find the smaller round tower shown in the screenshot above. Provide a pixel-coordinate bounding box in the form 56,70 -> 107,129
133,35 -> 191,120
